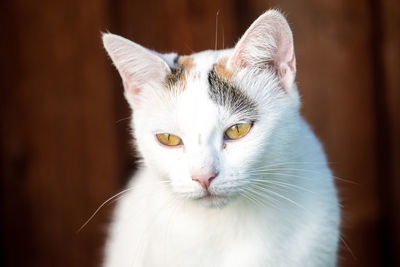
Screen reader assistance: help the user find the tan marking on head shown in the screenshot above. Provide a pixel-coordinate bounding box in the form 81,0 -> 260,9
178,56 -> 195,70
215,57 -> 233,80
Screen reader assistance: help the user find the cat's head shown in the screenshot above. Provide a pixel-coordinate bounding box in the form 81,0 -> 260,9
103,10 -> 300,207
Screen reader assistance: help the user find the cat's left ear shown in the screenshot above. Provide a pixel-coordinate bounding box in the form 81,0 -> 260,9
228,10 -> 296,90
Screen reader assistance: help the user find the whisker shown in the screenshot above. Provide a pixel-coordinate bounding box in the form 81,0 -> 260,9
240,188 -> 270,208
77,180 -> 171,233
340,235 -> 356,260
221,23 -> 225,49
215,9 -> 220,50
247,168 -> 356,184
250,184 -> 307,211
245,189 -> 280,212
184,42 -> 195,54
250,161 -> 331,171
250,179 -> 316,194
115,116 -> 131,124
77,187 -> 134,233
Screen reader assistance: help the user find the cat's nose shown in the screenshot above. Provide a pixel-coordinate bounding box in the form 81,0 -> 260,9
191,172 -> 217,190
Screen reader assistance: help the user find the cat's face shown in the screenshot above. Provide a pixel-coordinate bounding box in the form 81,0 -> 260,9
103,10 -> 300,207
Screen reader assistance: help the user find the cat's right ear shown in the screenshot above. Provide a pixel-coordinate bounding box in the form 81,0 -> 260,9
102,33 -> 171,107
227,10 -> 296,91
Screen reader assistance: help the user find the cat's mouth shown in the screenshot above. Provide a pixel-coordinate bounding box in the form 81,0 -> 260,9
196,192 -> 229,207
202,193 -> 219,200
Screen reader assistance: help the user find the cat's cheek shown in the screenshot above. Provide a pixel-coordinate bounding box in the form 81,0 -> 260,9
168,172 -> 201,197
222,131 -> 257,162
223,139 -> 261,175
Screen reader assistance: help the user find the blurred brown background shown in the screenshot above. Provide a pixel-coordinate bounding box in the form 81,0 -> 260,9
0,0 -> 399,266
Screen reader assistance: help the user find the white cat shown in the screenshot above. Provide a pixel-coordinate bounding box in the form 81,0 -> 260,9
102,10 -> 340,267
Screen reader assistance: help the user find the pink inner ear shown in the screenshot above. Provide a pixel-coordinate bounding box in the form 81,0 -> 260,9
123,80 -> 142,106
233,50 -> 247,68
275,30 -> 296,72
229,26 -> 260,70
229,31 -> 251,69
288,52 -> 296,72
123,81 -> 140,95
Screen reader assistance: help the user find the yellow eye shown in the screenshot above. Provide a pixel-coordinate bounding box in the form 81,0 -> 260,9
156,133 -> 182,146
224,122 -> 253,140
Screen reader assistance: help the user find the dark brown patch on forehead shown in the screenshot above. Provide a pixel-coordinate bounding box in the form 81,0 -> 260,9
208,68 -> 258,119
164,56 -> 196,91
178,56 -> 195,70
165,66 -> 185,89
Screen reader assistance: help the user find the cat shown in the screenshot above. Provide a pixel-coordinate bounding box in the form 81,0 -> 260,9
102,10 -> 340,267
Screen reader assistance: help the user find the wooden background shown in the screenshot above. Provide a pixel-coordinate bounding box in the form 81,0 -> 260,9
1,0 -> 399,266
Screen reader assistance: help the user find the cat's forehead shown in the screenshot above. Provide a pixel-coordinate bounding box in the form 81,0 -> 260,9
170,51 -> 225,127
170,49 -> 234,85
164,49 -> 258,123
179,49 -> 233,73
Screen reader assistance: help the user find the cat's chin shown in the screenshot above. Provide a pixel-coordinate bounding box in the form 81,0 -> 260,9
194,193 -> 232,208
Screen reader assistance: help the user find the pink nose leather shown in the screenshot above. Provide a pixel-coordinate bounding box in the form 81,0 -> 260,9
191,172 -> 217,190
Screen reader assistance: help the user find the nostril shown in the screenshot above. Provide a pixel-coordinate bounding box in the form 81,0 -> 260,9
191,173 -> 217,190
208,175 -> 215,183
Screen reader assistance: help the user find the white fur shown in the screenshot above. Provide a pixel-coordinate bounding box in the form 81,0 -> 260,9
102,10 -> 340,267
